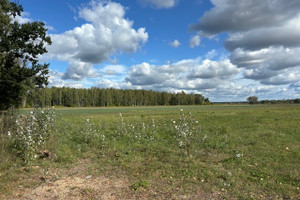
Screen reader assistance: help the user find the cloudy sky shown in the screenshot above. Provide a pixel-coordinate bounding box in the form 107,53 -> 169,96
18,0 -> 300,102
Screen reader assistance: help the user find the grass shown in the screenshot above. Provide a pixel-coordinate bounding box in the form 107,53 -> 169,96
1,104 -> 300,199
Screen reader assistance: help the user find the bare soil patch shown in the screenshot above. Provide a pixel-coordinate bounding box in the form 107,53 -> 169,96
3,159 -> 221,200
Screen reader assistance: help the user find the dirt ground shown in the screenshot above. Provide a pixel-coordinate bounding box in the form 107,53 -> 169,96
2,159 -> 222,200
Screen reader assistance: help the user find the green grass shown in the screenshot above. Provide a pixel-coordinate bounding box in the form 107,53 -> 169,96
1,104 -> 300,199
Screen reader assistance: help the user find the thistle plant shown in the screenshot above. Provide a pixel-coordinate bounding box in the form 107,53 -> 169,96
172,109 -> 200,156
116,113 -> 128,136
81,118 -> 105,156
8,107 -> 56,163
82,119 -> 98,143
141,119 -> 156,141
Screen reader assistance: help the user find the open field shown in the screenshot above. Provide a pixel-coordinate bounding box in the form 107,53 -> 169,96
1,104 -> 300,199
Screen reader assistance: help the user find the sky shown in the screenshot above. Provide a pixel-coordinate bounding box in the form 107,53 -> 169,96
16,0 -> 300,102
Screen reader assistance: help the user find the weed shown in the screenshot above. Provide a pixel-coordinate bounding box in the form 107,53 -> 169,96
130,179 -> 150,191
7,107 -> 56,163
171,109 -> 201,156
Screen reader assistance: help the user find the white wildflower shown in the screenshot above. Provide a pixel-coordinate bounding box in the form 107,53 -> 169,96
179,141 -> 184,147
236,153 -> 243,158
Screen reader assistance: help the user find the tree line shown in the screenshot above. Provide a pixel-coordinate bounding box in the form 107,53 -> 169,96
247,96 -> 300,105
23,87 -> 210,108
260,99 -> 300,104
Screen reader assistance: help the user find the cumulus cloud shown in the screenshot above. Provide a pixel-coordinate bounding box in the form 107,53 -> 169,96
46,1 -> 148,80
188,59 -> 239,79
62,60 -> 98,80
190,0 -> 300,36
138,0 -> 179,9
48,70 -> 85,88
96,79 -> 120,88
170,40 -> 181,48
224,16 -> 300,51
259,68 -> 300,85
101,65 -> 126,75
231,47 -> 300,71
189,35 -> 200,48
125,58 -> 239,91
190,0 -> 300,88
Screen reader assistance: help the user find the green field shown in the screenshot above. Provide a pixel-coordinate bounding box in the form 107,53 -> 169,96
1,104 -> 300,199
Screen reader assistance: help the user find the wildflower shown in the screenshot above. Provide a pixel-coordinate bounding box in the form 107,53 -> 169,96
179,141 -> 184,147
173,120 -> 176,124
236,153 -> 243,158
180,109 -> 183,112
7,131 -> 11,136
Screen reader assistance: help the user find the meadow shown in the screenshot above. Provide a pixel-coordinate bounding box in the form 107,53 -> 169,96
0,104 -> 299,199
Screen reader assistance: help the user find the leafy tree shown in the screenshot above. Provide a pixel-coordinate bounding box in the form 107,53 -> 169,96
0,0 -> 51,110
247,96 -> 258,104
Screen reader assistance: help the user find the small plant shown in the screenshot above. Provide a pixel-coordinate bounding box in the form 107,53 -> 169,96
171,109 -> 200,156
130,179 -> 150,191
116,113 -> 128,136
8,107 -> 56,163
82,119 -> 98,144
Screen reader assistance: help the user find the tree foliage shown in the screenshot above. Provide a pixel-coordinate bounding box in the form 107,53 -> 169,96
247,96 -> 258,104
25,87 -> 210,107
0,0 -> 51,110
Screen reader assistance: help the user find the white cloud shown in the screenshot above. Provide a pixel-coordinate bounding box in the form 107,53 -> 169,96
125,58 -> 239,91
48,70 -> 85,88
189,35 -> 200,48
62,60 -> 98,80
170,40 -> 181,48
101,65 -> 126,75
138,0 -> 179,9
190,0 -> 300,36
290,82 -> 300,93
224,16 -> 300,51
190,0 -> 300,89
125,62 -> 171,85
11,12 -> 31,24
205,49 -> 218,60
96,79 -> 120,89
46,1 -> 148,80
259,68 -> 300,85
189,59 -> 240,79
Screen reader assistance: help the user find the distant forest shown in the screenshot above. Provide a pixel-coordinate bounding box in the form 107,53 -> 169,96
23,87 -> 210,108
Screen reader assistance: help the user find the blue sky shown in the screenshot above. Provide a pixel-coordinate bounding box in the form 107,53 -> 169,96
17,0 -> 300,102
